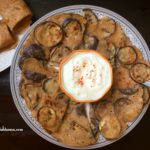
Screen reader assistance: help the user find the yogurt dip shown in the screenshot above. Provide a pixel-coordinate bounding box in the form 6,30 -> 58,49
59,50 -> 113,102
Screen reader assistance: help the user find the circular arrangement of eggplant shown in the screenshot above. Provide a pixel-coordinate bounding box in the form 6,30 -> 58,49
18,8 -> 150,147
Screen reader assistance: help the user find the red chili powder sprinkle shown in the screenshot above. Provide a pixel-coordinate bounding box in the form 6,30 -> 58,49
73,65 -> 80,72
78,76 -> 84,86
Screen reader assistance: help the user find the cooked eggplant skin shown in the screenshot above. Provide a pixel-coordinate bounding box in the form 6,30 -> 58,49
19,44 -> 46,69
95,101 -> 121,139
99,114 -> 121,139
119,87 -> 139,95
50,44 -> 71,63
95,101 -> 115,120
129,62 -> 150,83
21,57 -> 47,82
19,83 -> 42,110
142,85 -> 150,104
113,66 -> 139,95
106,42 -> 117,67
34,21 -> 63,48
63,18 -> 81,29
62,18 -> 82,30
117,46 -> 137,65
42,78 -> 59,96
53,91 -> 70,122
47,66 -> 59,77
75,104 -> 86,116
21,58 -> 48,82
107,42 -> 117,60
63,18 -> 82,30
23,44 -> 45,60
114,97 -> 142,123
83,8 -> 98,33
84,35 -> 99,50
97,17 -> 116,39
23,70 -> 46,83
18,56 -> 28,69
38,106 -> 57,130
57,92 -> 70,102
62,17 -> 84,50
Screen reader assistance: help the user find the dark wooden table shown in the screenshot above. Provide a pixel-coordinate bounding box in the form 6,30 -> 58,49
0,0 -> 150,149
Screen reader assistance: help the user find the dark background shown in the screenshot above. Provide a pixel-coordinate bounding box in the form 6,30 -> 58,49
0,0 -> 150,149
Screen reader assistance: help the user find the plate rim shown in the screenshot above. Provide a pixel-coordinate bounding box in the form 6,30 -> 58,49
10,5 -> 150,149
0,20 -> 30,72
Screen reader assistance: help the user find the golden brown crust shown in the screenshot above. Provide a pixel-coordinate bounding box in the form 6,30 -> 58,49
107,23 -> 127,48
113,66 -> 140,95
96,17 -> 116,39
99,114 -> 121,139
0,22 -> 15,50
0,0 -> 32,32
34,21 -> 63,48
53,107 -> 96,147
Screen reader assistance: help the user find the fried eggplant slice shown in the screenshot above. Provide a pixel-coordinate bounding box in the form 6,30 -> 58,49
34,21 -> 63,48
115,98 -> 134,122
142,85 -> 150,104
18,56 -> 28,69
83,9 -> 98,33
53,92 -> 70,120
42,78 -> 59,96
83,34 -> 99,50
96,17 -> 116,39
53,108 -> 96,147
95,101 -> 115,120
50,44 -> 71,63
23,70 -> 46,83
115,88 -> 143,124
47,66 -> 59,77
22,44 -> 45,60
117,46 -> 137,65
107,23 -> 127,48
94,101 -> 121,139
49,13 -> 72,26
107,42 -> 117,60
96,40 -> 110,58
134,47 -> 145,62
130,62 -> 150,83
19,44 -> 47,69
21,58 -> 47,82
38,106 -> 57,130
38,92 -> 69,132
62,17 -> 85,50
103,88 -> 126,103
20,83 -> 43,110
114,66 -> 139,95
99,114 -> 121,139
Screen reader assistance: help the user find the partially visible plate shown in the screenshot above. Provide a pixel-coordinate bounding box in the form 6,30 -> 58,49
10,5 -> 150,149
0,15 -> 30,72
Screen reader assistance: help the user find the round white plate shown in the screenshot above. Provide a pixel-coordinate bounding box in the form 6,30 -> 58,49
0,15 -> 30,72
10,5 -> 150,149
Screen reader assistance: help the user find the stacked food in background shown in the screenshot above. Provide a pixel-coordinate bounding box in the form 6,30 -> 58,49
0,0 -> 32,51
